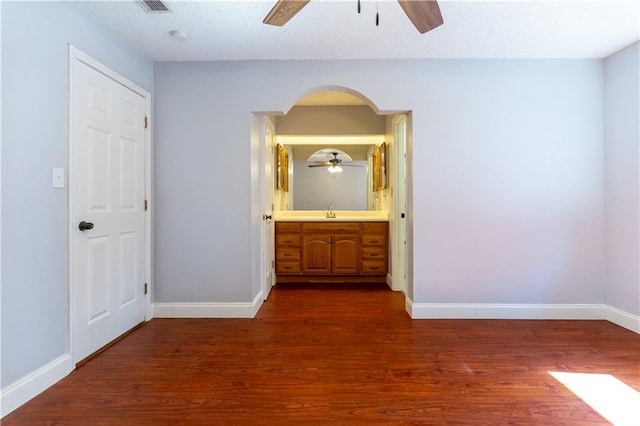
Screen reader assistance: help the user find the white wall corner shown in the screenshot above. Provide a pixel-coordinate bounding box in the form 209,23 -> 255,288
153,291 -> 264,319
604,305 -> 640,333
0,353 -> 73,418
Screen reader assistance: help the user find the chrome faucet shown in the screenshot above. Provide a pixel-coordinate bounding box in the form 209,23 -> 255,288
326,204 -> 336,219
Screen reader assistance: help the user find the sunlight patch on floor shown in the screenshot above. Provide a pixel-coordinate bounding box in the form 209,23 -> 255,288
549,371 -> 640,426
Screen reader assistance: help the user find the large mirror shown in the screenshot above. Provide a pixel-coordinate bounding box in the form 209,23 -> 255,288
284,143 -> 376,211
274,91 -> 388,211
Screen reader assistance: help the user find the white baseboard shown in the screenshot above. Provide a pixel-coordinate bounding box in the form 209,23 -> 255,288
408,302 -> 605,320
604,305 -> 640,333
1,353 -> 73,418
153,291 -> 263,318
406,300 -> 639,334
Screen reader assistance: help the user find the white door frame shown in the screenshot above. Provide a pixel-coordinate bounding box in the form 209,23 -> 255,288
392,114 -> 408,293
68,46 -> 152,365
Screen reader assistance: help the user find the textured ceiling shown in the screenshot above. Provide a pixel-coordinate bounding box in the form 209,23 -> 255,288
84,0 -> 639,61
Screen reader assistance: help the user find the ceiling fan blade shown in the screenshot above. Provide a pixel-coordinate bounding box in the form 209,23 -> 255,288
308,163 -> 332,168
397,0 -> 443,34
263,0 -> 311,26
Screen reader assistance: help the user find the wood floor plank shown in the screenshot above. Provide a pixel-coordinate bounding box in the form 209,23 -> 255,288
3,283 -> 639,425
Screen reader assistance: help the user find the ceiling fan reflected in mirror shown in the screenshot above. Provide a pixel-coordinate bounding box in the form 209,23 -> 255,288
263,0 -> 444,34
307,151 -> 364,174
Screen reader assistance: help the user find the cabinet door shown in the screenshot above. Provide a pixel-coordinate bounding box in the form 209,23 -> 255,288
302,235 -> 332,273
332,235 -> 360,274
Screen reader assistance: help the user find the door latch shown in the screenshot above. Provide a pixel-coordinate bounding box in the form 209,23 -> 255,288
78,221 -> 94,231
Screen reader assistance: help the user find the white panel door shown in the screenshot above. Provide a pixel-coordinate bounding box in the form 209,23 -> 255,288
72,60 -> 146,362
261,117 -> 275,300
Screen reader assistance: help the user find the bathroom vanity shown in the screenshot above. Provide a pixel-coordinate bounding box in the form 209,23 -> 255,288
274,213 -> 388,284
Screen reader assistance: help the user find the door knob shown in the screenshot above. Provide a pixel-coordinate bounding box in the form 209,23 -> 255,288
78,221 -> 94,231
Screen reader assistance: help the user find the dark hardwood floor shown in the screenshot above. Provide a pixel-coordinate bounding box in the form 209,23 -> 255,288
4,283 -> 639,425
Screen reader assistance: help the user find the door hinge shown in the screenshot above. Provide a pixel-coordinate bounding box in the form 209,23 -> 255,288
144,116 -> 148,129
144,283 -> 148,295
144,199 -> 148,211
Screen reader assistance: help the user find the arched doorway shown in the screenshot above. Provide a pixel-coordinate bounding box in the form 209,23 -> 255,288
253,87 -> 410,304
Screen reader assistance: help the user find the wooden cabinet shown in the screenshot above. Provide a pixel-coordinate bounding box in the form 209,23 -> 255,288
276,221 -> 387,284
275,222 -> 301,274
301,234 -> 359,274
361,222 -> 388,275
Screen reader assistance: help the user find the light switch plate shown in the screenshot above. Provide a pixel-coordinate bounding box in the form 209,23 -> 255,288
52,168 -> 65,188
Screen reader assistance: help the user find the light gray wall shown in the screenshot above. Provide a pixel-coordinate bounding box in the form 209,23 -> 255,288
411,61 -> 604,304
604,42 -> 640,316
154,59 -> 605,307
1,2 -> 153,387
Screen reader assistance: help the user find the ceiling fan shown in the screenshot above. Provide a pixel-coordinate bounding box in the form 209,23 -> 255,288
263,0 -> 443,34
308,152 -> 363,173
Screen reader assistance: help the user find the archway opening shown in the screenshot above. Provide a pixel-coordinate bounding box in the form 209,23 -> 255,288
253,86 -> 411,305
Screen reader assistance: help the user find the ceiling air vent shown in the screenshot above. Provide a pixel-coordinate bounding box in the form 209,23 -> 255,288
138,0 -> 172,13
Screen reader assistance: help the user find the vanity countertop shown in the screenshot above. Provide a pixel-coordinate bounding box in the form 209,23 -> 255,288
274,210 -> 388,222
